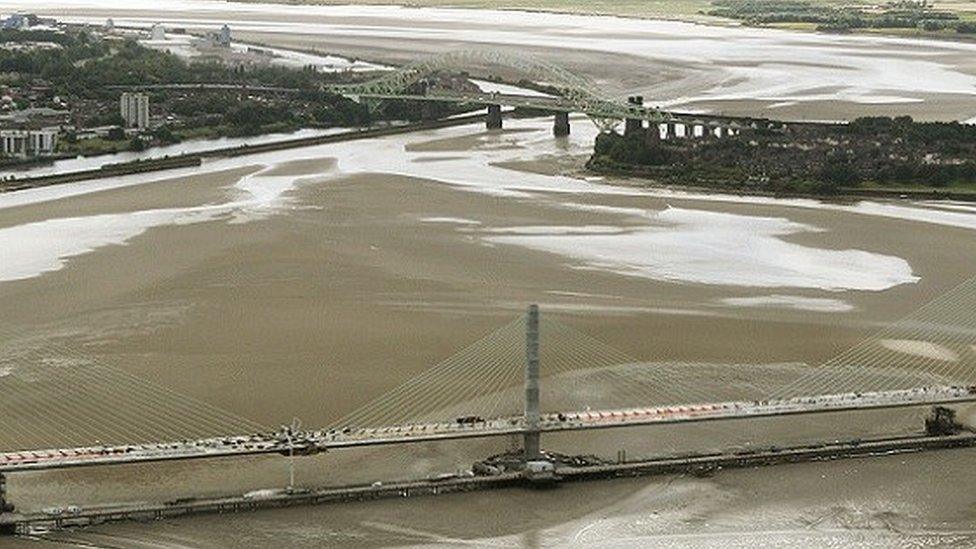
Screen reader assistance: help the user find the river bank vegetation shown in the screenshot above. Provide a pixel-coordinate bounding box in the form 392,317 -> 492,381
0,27 -> 479,161
2,31 -> 372,135
587,117 -> 976,196
707,0 -> 976,35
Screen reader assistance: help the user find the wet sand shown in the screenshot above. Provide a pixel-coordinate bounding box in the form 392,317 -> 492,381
0,166 -> 261,229
0,116 -> 975,545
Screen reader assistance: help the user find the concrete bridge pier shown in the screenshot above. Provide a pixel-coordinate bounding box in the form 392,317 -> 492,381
553,112 -> 570,137
624,96 -> 644,136
665,122 -> 678,140
0,473 -> 12,520
524,305 -> 541,462
486,104 -> 503,130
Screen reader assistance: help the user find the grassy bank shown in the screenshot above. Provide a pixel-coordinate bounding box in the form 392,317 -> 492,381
706,0 -> 976,41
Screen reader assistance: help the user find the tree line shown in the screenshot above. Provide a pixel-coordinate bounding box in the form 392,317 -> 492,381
588,117 -> 976,195
706,0 -> 976,34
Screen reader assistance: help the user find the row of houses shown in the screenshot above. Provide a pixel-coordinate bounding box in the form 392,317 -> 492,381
0,92 -> 151,159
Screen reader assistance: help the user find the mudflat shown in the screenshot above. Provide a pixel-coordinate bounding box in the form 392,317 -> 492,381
1,121 -> 975,548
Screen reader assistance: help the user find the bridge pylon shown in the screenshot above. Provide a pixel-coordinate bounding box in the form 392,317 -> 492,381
524,304 -> 541,461
624,96 -> 644,136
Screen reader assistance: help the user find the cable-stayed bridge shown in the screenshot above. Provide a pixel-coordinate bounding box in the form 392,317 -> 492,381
2,277 -> 976,525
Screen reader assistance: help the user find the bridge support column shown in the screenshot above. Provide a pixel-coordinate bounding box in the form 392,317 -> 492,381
0,473 -> 12,516
524,304 -> 541,462
486,104 -> 503,130
666,122 -> 678,140
624,96 -> 644,137
553,112 -> 570,137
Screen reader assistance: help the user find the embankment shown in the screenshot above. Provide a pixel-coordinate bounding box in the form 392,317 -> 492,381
0,113 -> 489,194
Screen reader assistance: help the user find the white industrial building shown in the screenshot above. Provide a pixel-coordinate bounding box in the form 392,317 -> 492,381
149,23 -> 166,41
0,128 -> 58,158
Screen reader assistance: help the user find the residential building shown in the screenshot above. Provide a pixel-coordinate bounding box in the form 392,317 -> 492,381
120,92 -> 150,129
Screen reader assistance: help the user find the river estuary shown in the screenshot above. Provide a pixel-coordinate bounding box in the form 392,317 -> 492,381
1,2 -> 976,547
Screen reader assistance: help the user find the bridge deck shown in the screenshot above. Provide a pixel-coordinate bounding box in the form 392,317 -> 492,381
355,91 -> 672,122
352,92 -> 800,127
1,386 -> 973,472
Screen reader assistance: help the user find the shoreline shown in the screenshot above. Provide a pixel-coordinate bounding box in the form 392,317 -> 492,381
11,112 -> 973,204
0,114 -> 490,194
587,166 -> 976,204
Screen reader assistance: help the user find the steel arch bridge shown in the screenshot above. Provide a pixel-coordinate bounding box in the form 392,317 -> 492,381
325,49 -> 667,130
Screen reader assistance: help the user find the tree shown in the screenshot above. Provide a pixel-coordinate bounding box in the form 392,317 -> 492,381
152,125 -> 179,145
312,97 -> 370,126
957,22 -> 976,34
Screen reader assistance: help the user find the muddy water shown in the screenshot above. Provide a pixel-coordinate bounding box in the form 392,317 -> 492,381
0,116 -> 975,546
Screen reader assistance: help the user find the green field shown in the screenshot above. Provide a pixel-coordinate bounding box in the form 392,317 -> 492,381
60,137 -> 129,156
